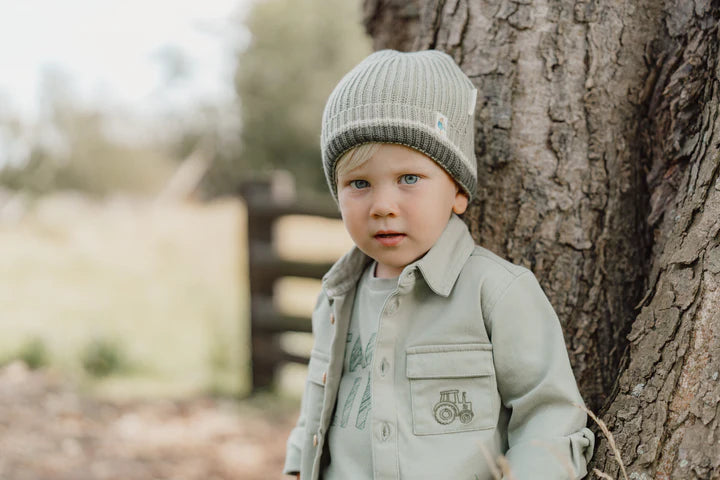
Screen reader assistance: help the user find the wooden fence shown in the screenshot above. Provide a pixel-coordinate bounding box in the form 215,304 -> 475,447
239,174 -> 341,391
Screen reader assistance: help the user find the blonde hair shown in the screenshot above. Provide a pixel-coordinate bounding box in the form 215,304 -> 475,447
335,143 -> 382,187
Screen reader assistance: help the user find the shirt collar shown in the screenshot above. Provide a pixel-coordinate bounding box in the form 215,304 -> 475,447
322,214 -> 475,298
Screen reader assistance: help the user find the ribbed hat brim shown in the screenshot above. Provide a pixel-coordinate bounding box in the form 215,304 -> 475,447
320,49 -> 478,202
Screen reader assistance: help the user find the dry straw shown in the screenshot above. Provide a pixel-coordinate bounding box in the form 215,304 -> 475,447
476,403 -> 630,480
574,402 -> 629,480
531,440 -> 577,479
594,468 -> 615,479
478,442 -> 503,480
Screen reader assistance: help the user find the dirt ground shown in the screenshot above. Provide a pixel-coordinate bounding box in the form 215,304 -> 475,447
0,362 -> 300,480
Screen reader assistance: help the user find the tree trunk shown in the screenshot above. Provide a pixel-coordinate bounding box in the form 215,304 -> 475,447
363,0 -> 720,477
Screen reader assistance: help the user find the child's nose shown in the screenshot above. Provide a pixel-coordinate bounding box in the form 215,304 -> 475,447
369,186 -> 398,217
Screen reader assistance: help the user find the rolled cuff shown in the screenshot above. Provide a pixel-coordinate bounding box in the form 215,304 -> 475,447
570,427 -> 595,477
504,427 -> 596,480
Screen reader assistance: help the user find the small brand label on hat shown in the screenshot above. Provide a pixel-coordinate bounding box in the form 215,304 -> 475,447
434,112 -> 448,137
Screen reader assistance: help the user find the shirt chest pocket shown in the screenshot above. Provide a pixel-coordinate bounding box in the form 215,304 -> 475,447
406,343 -> 498,435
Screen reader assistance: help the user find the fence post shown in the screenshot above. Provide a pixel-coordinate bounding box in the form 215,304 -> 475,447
240,171 -> 342,392
240,173 -> 296,391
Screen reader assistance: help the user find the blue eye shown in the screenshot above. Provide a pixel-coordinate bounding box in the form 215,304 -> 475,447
350,179 -> 370,189
401,174 -> 419,184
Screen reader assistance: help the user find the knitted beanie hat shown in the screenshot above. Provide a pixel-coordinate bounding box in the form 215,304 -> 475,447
321,49 -> 478,202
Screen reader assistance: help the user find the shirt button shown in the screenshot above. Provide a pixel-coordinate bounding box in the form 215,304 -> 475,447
330,313 -> 335,324
322,371 -> 327,384
313,434 -> 318,447
380,358 -> 389,377
380,422 -> 391,441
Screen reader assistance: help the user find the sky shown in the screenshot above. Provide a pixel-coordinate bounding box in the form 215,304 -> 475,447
0,0 -> 251,123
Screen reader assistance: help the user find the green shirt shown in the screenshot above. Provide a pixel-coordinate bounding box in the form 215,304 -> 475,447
284,214 -> 594,479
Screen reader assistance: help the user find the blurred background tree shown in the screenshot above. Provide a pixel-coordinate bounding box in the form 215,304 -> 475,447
202,0 -> 372,198
0,0 -> 371,201
0,67 -> 177,197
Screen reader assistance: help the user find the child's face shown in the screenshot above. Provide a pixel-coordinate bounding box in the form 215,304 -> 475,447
337,144 -> 468,278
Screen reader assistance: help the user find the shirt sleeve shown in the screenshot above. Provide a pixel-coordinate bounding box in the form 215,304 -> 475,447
283,395 -> 306,475
487,271 -> 595,479
283,291 -> 328,476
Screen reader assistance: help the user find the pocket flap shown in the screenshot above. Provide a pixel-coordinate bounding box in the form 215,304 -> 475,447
307,349 -> 330,386
406,343 -> 493,379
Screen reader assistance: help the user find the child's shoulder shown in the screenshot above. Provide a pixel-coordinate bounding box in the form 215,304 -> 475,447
466,244 -> 532,281
462,245 -> 545,319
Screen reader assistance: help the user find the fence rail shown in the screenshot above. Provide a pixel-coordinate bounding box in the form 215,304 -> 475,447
240,174 -> 341,391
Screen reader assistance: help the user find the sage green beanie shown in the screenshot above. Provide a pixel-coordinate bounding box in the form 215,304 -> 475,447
321,49 -> 478,202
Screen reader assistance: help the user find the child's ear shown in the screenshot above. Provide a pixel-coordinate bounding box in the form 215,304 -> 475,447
452,190 -> 469,215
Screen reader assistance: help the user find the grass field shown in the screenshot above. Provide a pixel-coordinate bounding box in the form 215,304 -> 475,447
0,191 -> 352,400
0,193 -> 246,397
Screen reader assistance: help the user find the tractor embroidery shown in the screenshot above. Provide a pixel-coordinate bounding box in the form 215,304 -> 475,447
433,389 -> 474,425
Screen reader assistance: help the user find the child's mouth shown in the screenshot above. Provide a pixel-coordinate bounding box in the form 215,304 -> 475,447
374,232 -> 406,246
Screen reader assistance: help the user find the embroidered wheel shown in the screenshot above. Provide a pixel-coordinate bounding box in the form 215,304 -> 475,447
433,403 -> 457,425
432,390 -> 474,426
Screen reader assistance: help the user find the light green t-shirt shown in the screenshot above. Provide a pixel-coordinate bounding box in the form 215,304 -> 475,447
324,261 -> 397,479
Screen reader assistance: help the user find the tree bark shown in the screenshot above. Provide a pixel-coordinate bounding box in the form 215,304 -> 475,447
596,3 -> 720,477
362,0 -> 720,477
363,0 -> 422,51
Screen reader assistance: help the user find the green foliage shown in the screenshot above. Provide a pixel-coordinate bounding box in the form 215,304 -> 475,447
81,337 -> 127,378
0,130 -> 175,197
203,0 -> 372,196
16,336 -> 49,370
0,69 -> 176,197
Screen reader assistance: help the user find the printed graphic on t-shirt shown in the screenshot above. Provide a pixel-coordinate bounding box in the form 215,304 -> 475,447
337,377 -> 361,427
331,331 -> 377,430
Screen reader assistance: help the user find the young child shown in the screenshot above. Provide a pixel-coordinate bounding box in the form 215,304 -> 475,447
283,49 -> 594,479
